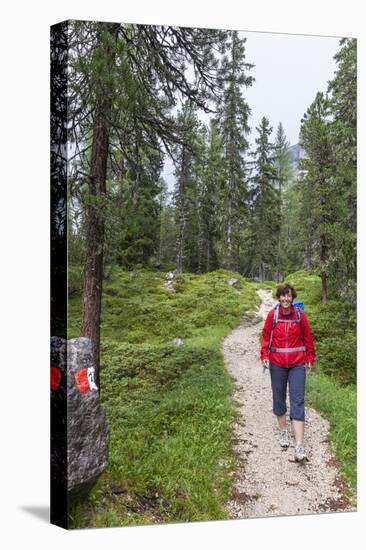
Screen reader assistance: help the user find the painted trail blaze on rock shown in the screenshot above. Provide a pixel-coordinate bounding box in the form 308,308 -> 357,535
67,337 -> 109,502
51,336 -> 110,505
51,365 -> 62,392
76,367 -> 98,393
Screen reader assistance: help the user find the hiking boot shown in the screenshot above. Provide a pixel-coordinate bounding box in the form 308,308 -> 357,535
294,445 -> 308,462
279,429 -> 290,448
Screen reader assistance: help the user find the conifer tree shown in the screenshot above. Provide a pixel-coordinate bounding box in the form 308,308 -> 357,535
274,123 -> 293,194
67,21 -> 230,375
291,39 -> 356,304
105,139 -> 164,268
280,179 -> 305,275
199,120 -> 224,272
155,178 -> 169,268
274,122 -> 294,280
193,125 -> 209,274
78,22 -> 120,385
249,117 -> 279,281
173,101 -> 202,273
327,38 -> 357,304
215,31 -> 254,272
300,92 -> 335,303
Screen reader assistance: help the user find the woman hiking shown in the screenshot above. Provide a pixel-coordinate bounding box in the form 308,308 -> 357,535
261,283 -> 315,462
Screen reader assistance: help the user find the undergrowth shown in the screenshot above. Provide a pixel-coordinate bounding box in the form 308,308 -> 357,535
67,267 -> 356,527
68,268 -> 259,528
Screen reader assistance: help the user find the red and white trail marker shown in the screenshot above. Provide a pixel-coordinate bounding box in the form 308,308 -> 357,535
76,367 -> 99,393
51,365 -> 62,392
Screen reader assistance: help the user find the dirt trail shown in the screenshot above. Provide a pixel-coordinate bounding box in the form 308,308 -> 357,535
223,289 -> 355,519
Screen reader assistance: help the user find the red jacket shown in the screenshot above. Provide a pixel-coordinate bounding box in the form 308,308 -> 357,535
261,305 -> 315,368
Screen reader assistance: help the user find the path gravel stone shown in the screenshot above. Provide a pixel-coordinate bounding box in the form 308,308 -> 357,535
223,289 -> 356,519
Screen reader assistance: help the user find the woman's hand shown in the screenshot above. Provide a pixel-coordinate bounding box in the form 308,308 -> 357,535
306,362 -> 314,373
262,359 -> 270,369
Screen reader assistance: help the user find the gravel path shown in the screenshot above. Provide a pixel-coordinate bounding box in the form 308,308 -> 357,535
223,289 -> 356,519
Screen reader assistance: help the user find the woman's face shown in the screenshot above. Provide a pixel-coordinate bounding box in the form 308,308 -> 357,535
279,292 -> 292,310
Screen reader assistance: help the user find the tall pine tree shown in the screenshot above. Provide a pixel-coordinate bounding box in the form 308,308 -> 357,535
68,21 -> 230,377
300,92 -> 335,302
274,122 -> 294,280
173,101 -> 202,273
199,120 -> 224,272
249,117 -> 280,281
327,38 -> 357,304
216,31 -> 254,272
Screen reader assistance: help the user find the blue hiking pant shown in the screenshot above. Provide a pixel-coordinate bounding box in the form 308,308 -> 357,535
269,363 -> 306,421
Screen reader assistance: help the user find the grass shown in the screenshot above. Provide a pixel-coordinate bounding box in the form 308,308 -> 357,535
305,372 -> 356,489
70,344 -> 238,527
68,267 -> 260,528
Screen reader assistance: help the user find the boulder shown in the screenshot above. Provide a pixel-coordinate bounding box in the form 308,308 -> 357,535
163,271 -> 176,292
172,338 -> 184,346
228,278 -> 239,287
51,336 -> 110,503
51,336 -> 68,503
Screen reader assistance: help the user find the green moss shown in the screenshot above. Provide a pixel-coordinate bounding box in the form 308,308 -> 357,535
68,268 -> 260,345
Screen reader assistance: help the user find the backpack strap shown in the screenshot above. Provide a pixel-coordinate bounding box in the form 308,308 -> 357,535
270,346 -> 306,352
268,305 -> 303,354
268,304 -> 280,352
295,306 -> 301,322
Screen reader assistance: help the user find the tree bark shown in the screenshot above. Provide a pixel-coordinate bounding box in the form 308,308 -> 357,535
276,179 -> 282,282
320,233 -> 328,303
260,261 -> 265,282
206,238 -> 211,273
306,242 -> 312,271
321,271 -> 328,303
80,22 -> 119,389
175,147 -> 188,274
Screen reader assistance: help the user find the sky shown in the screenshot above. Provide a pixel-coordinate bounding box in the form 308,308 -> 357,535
163,30 -> 341,191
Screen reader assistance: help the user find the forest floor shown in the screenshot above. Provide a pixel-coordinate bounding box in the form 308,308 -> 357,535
223,289 -> 356,519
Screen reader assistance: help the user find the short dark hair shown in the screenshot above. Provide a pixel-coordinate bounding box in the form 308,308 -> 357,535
276,283 -> 297,300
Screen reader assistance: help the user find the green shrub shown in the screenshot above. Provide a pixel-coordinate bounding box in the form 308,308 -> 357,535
286,272 -> 356,386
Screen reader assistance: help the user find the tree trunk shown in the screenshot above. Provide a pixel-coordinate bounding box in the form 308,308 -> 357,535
322,271 -> 328,303
156,224 -> 162,267
276,180 -> 282,282
306,218 -> 313,271
81,112 -> 108,387
80,22 -> 119,389
260,261 -> 265,282
305,201 -> 313,271
206,237 -> 211,273
227,198 -> 232,269
197,218 -> 204,274
320,232 -> 328,303
175,147 -> 187,274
